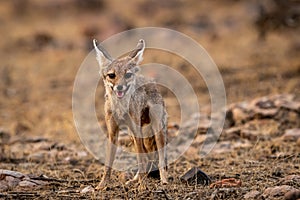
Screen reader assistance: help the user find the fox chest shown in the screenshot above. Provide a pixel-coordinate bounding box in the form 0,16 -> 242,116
109,100 -> 150,126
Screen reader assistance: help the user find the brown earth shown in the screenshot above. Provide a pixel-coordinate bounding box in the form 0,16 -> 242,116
0,0 -> 299,199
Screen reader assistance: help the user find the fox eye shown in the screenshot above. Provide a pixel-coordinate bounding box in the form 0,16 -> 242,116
107,73 -> 116,79
125,73 -> 133,79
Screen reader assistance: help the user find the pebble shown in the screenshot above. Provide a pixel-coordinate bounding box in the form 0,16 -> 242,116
282,128 -> 300,142
19,180 -> 37,187
0,169 -> 48,190
180,167 -> 211,185
280,175 -> 300,185
5,176 -> 20,187
243,190 -> 260,199
0,169 -> 26,179
284,189 -> 300,200
80,185 -> 95,194
263,185 -> 295,199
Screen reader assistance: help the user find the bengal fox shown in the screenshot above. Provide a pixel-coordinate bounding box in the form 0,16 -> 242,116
93,39 -> 168,189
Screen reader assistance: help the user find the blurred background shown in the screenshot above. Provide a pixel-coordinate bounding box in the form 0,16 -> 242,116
0,0 -> 299,144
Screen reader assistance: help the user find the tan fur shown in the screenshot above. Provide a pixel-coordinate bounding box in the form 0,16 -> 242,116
93,39 -> 168,189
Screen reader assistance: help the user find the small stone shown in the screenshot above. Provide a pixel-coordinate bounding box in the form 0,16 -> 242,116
280,175 -> 300,185
23,178 -> 47,186
273,94 -> 294,107
241,119 -> 279,141
229,105 -> 249,125
5,176 -> 20,187
76,151 -> 88,157
248,97 -> 280,118
19,180 -> 37,187
263,185 -> 294,199
233,140 -> 252,150
244,190 -> 260,199
0,169 -> 26,179
80,185 -> 95,194
282,129 -> 300,142
280,101 -> 300,112
253,107 -> 278,118
284,189 -> 300,200
180,167 -> 211,185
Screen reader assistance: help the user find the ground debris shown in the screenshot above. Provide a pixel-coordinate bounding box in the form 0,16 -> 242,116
243,190 -> 260,199
263,185 -> 296,199
0,169 -> 52,191
226,94 -> 299,127
285,189 -> 300,200
80,185 -> 95,194
180,167 -> 211,185
279,175 -> 300,186
281,128 -> 300,142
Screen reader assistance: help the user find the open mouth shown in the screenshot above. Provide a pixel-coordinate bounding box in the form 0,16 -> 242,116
116,91 -> 125,98
115,86 -> 130,98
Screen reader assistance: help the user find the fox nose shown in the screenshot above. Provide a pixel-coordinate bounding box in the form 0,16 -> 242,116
116,85 -> 123,91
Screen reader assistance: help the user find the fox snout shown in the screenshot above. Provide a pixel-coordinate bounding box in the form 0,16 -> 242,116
116,85 -> 124,91
113,84 -> 128,98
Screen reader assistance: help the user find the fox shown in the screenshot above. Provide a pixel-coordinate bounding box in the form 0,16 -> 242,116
93,39 -> 168,189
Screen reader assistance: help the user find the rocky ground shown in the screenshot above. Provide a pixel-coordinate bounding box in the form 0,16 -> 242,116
0,0 -> 299,199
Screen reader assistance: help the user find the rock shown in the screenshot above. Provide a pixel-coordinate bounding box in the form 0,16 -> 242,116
244,190 -> 260,199
0,170 -> 48,190
19,180 -> 37,187
225,104 -> 248,128
253,107 -> 278,118
280,101 -> 300,112
241,119 -> 279,141
223,127 -> 241,140
0,169 -> 26,179
0,180 -> 8,192
76,150 -> 88,158
282,128 -> 300,142
23,178 -> 47,186
5,176 -> 20,187
284,189 -> 300,200
80,185 -> 95,194
280,175 -> 300,185
232,140 -> 252,150
273,94 -> 295,108
249,97 -> 279,119
180,167 -> 211,185
263,185 -> 295,199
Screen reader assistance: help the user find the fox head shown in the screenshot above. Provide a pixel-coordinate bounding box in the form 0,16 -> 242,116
93,39 -> 145,99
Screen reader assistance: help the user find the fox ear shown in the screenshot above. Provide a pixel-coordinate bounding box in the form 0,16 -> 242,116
93,39 -> 112,69
128,39 -> 145,64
